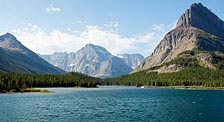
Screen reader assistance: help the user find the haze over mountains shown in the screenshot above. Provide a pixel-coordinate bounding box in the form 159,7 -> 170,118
41,44 -> 144,78
0,33 -> 65,74
134,3 -> 224,72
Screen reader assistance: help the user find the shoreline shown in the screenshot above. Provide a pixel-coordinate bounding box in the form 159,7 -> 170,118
0,86 -> 99,94
1,85 -> 224,94
143,86 -> 224,90
0,88 -> 52,94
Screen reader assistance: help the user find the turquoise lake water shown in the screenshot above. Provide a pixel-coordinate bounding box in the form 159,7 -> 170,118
0,86 -> 224,122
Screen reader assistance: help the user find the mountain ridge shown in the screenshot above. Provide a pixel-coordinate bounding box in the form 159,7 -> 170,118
0,33 -> 66,74
134,3 -> 224,72
176,3 -> 224,39
41,44 -> 144,77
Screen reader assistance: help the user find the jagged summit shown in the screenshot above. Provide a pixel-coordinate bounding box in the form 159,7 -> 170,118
41,44 -> 144,78
83,43 -> 111,55
134,3 -> 224,72
71,43 -> 132,77
176,3 -> 224,38
77,43 -> 112,62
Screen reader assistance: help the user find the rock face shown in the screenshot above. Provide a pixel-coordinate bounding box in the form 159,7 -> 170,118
176,3 -> 224,39
70,44 -> 120,78
134,3 -> 224,72
196,53 -> 215,69
117,54 -> 145,69
0,33 -> 65,74
0,33 -> 28,51
41,44 -> 142,78
41,52 -> 76,72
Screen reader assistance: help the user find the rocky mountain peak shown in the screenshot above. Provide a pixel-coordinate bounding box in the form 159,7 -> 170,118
84,43 -> 111,54
176,3 -> 224,38
77,43 -> 112,61
134,3 -> 224,72
41,44 -> 143,78
0,33 -> 27,51
0,33 -> 66,74
1,33 -> 16,40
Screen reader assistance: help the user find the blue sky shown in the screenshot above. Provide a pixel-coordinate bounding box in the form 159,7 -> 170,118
0,0 -> 223,56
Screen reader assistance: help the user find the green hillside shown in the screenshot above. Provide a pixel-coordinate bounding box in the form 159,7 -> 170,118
102,50 -> 224,88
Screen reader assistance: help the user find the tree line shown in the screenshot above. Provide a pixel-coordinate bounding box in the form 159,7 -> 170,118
102,66 -> 224,87
1,50 -> 224,92
102,50 -> 224,87
0,72 -> 100,92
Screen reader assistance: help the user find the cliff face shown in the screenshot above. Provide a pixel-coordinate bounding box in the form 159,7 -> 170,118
41,44 -> 141,78
134,3 -> 224,72
135,27 -> 200,71
41,52 -> 76,72
117,54 -> 145,69
176,3 -> 224,39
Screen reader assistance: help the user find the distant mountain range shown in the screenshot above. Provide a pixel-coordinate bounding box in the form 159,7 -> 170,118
0,33 -> 65,74
41,44 -> 144,78
0,32 -> 144,77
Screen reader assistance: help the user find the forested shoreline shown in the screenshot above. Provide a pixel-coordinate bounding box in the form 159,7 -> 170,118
102,66 -> 224,87
101,50 -> 224,88
0,72 -> 100,92
1,66 -> 224,92
2,66 -> 224,92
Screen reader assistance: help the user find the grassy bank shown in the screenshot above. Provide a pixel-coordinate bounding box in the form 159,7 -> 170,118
0,88 -> 51,93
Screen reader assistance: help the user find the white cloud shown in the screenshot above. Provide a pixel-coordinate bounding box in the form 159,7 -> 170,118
113,21 -> 118,28
11,22 -> 173,56
73,30 -> 80,33
104,21 -> 119,28
75,20 -> 84,24
46,4 -> 61,12
73,19 -> 86,25
151,23 -> 175,32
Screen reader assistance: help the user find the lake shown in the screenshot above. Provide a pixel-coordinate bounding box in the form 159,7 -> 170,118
0,86 -> 224,122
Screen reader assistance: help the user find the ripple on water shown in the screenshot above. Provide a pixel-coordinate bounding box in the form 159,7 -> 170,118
0,87 -> 224,122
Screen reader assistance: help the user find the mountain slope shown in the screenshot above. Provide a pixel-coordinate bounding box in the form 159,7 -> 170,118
176,3 -> 224,39
69,44 -> 132,78
103,48 -> 224,87
0,33 -> 65,74
41,52 -> 76,72
41,44 -> 135,77
117,54 -> 145,69
134,3 -> 224,72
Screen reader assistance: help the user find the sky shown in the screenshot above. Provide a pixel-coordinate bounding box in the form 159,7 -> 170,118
0,0 -> 223,56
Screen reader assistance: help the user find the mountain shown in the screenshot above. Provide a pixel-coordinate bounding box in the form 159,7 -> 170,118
104,3 -> 224,88
176,3 -> 224,39
41,52 -> 76,72
117,54 -> 145,69
0,33 -> 65,74
41,44 -> 139,78
134,3 -> 224,72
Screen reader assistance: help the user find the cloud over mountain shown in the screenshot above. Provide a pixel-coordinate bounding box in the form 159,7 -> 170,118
11,22 -> 174,56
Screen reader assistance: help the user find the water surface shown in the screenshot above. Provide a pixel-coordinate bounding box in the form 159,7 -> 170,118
0,86 -> 224,122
